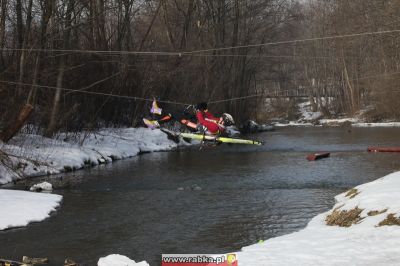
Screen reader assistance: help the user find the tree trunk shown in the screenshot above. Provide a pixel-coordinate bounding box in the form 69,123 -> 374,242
139,0 -> 163,51
0,0 -> 7,66
89,0 -> 96,49
96,0 -> 107,49
123,0 -> 133,50
0,0 -> 6,48
161,1 -> 175,48
0,104 -> 33,143
15,0 -> 23,49
26,54 -> 40,104
46,60 -> 66,136
342,56 -> 356,114
26,0 -> 53,105
179,0 -> 194,49
46,0 -> 74,136
16,0 -> 33,96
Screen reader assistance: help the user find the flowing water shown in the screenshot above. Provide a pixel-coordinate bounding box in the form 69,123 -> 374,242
1,127 -> 400,265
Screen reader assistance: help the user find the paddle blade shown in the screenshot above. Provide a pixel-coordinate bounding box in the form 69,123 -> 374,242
143,118 -> 160,129
150,100 -> 162,115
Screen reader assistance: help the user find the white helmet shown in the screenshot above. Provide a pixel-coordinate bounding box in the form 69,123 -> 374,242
222,113 -> 235,126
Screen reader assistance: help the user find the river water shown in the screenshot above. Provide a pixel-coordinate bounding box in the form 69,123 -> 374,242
1,127 -> 400,265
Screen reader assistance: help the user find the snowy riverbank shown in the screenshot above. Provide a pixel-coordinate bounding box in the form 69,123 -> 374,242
0,127 -> 180,263
106,171 -> 400,266
0,127 -> 180,185
0,127 -> 179,229
0,128 -> 180,228
237,171 -> 400,266
272,100 -> 400,128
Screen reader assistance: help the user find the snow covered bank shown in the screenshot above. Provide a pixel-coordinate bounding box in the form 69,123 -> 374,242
353,122 -> 400,127
0,189 -> 62,230
0,128 -> 179,184
297,101 -> 323,122
273,121 -> 314,127
275,119 -> 400,128
98,254 -> 149,266
272,100 -> 400,128
238,171 -> 400,266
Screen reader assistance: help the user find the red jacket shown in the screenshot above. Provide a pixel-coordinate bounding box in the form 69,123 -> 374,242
196,110 -> 224,134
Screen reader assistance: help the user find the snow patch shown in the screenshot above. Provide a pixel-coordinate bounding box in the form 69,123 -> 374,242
297,101 -> 323,122
30,182 -> 53,192
0,189 -> 62,230
98,254 -> 149,266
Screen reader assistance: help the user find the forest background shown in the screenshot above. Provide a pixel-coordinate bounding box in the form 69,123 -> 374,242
1,0 -> 400,137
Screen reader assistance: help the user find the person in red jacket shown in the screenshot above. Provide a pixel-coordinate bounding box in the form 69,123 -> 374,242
143,100 -> 234,135
195,102 -> 225,135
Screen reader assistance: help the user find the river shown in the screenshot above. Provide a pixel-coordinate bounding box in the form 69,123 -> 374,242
1,126 -> 400,265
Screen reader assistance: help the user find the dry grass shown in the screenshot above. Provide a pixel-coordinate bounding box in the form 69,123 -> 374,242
367,209 -> 388,216
378,214 -> 400,226
345,188 -> 360,199
325,207 -> 363,227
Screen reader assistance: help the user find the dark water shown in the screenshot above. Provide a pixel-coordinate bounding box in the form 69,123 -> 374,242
1,127 -> 400,265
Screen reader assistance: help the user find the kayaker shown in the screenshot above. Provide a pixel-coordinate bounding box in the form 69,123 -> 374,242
143,100 -> 197,130
195,102 -> 226,135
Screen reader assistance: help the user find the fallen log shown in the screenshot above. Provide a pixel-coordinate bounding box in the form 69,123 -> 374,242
22,256 -> 48,265
367,147 -> 400,152
0,104 -> 33,143
0,256 -> 49,266
0,258 -> 29,266
307,152 -> 330,161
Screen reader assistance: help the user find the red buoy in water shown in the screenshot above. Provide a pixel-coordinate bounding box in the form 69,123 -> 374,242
307,152 -> 330,161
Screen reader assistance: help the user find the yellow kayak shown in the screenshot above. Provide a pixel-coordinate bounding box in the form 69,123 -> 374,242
180,132 -> 262,145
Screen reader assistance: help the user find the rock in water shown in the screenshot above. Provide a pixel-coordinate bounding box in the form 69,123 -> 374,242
22,256 -> 49,264
191,184 -> 202,191
29,182 -> 53,192
64,258 -> 78,266
240,120 -> 259,134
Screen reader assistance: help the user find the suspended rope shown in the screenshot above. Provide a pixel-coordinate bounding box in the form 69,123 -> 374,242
0,80 -> 191,106
184,29 -> 400,54
209,93 -> 265,104
209,71 -> 400,104
0,47 -> 181,56
2,71 -> 400,106
1,29 -> 400,57
64,72 -> 121,96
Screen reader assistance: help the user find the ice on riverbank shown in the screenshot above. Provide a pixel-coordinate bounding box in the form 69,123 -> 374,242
98,254 -> 149,266
0,128 -> 178,185
0,189 -> 62,230
238,171 -> 400,266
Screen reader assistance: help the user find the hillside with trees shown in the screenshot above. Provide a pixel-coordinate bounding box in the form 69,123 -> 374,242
0,0 -> 400,139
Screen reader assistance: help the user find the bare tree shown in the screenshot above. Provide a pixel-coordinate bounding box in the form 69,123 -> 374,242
46,0 -> 75,136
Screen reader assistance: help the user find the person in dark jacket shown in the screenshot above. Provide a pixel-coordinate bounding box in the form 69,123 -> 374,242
143,100 -> 197,130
